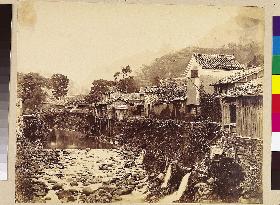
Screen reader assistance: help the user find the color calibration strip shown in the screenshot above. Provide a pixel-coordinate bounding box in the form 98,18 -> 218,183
0,5 -> 12,180
272,16 -> 280,150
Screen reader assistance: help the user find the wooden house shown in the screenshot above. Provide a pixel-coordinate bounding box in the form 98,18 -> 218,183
209,77 -> 263,185
95,92 -> 145,120
142,86 -> 160,117
107,98 -> 131,121
142,79 -> 188,119
94,102 -> 108,119
211,66 -> 264,95
40,97 -> 66,113
151,97 -> 188,119
217,77 -> 263,139
183,53 -> 244,115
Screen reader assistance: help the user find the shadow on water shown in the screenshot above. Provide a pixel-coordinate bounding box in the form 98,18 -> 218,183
47,128 -> 114,149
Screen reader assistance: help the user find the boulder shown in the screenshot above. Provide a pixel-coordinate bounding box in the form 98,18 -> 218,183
83,182 -> 91,186
82,187 -> 94,196
52,183 -> 63,190
31,197 -> 46,203
45,197 -> 51,200
67,195 -> 76,202
124,161 -> 136,168
70,181 -> 78,186
56,190 -> 71,200
99,164 -> 109,170
68,188 -> 78,194
115,187 -> 133,195
48,179 -> 57,184
66,178 -> 74,183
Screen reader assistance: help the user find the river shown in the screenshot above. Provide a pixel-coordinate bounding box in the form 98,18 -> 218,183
35,148 -> 149,203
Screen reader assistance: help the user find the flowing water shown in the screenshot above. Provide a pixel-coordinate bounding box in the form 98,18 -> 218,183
161,163 -> 172,188
31,129 -> 192,203
159,172 -> 191,203
36,148 -> 148,203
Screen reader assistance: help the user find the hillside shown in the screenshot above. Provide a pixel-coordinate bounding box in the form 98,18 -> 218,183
136,42 -> 263,86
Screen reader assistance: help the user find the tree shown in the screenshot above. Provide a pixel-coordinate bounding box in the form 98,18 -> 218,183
121,65 -> 132,78
113,72 -> 121,81
85,79 -> 115,104
117,76 -> 139,93
17,72 -> 47,112
114,65 -> 139,93
50,74 -> 69,99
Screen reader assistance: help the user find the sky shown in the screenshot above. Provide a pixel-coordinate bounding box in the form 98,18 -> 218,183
17,1 -> 264,95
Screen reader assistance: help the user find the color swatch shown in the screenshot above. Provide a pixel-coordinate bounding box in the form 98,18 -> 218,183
272,16 -> 280,139
0,4 -> 12,180
272,16 -> 280,190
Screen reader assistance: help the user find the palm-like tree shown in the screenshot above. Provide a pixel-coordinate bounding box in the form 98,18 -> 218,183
114,72 -> 121,81
122,65 -> 132,78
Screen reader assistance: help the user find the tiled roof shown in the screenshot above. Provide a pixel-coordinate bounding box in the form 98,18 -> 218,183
65,95 -> 87,105
44,96 -> 66,106
142,86 -> 160,93
143,83 -> 187,103
212,67 -> 263,85
98,97 -> 128,105
193,53 -> 244,70
222,77 -> 263,97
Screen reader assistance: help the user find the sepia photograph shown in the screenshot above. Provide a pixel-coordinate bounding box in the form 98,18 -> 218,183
15,1 -> 264,203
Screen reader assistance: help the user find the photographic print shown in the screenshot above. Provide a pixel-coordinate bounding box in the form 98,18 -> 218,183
15,1 -> 264,203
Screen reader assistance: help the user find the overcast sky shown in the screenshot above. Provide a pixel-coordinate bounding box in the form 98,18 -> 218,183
17,1 -> 263,94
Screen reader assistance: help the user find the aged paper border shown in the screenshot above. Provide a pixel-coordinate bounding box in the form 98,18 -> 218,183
0,0 -> 277,204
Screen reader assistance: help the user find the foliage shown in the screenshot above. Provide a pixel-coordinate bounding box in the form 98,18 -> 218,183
15,116 -> 59,203
50,74 -> 69,99
17,72 -> 47,112
22,115 -> 50,144
117,76 -> 139,93
113,71 -> 121,81
208,156 -> 245,202
114,118 -> 221,170
247,54 -> 264,68
115,65 -> 139,93
199,85 -> 222,122
85,79 -> 115,103
183,119 -> 222,166
121,65 -> 132,78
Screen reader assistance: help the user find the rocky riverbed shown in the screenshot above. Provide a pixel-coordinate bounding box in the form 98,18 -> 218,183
31,148 -> 149,203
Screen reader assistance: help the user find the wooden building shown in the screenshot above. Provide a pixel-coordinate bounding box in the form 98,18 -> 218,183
94,93 -> 145,121
217,77 -> 263,139
183,53 -> 244,115
142,79 -> 188,119
212,66 -> 264,95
